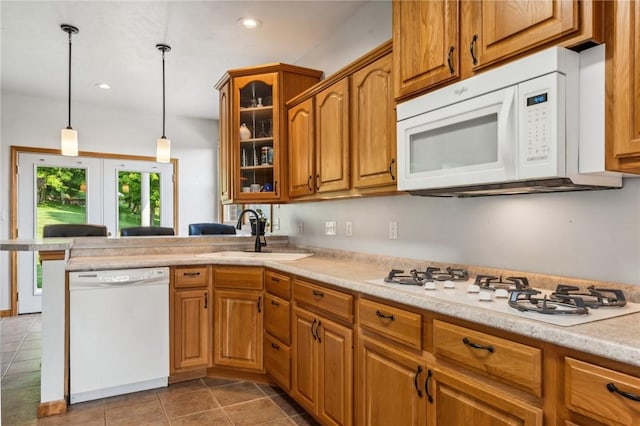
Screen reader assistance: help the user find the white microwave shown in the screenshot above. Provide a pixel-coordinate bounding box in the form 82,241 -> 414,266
396,45 -> 621,196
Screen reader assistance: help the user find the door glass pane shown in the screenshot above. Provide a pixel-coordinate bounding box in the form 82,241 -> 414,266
36,166 -> 87,293
118,171 -> 161,232
409,113 -> 498,173
239,80 -> 275,193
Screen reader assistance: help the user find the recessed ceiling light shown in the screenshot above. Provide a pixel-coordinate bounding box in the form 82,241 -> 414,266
238,17 -> 262,29
95,83 -> 111,90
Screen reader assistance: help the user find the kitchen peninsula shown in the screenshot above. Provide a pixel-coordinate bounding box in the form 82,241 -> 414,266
2,235 -> 640,424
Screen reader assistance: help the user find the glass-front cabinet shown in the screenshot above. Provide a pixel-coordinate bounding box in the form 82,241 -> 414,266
216,64 -> 323,204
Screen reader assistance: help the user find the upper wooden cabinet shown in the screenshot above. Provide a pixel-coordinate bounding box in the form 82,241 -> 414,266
287,42 -> 396,200
393,0 -> 603,100
215,64 -> 323,204
605,0 -> 640,173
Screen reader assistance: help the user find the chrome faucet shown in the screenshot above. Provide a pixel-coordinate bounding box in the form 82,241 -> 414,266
236,209 -> 267,252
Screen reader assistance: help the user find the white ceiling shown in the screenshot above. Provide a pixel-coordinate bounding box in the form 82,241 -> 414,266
1,1 -> 368,120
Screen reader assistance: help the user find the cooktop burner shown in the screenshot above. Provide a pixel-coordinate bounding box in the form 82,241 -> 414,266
474,275 -> 530,291
552,284 -> 626,308
509,289 -> 589,315
385,267 -> 469,285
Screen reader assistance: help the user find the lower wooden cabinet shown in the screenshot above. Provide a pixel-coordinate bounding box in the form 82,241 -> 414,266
213,289 -> 263,371
264,333 -> 291,391
292,306 -> 353,426
430,366 -> 543,426
173,288 -> 210,370
357,335 -> 428,426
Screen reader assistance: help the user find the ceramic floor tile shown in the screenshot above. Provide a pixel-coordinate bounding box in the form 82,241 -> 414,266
259,418 -> 296,426
289,413 -> 321,426
20,339 -> 41,350
210,381 -> 265,407
0,341 -> 22,353
1,384 -> 40,405
169,408 -> 232,425
13,347 -> 40,361
157,379 -> 206,396
160,388 -> 219,419
105,388 -> 160,409
1,332 -> 26,343
202,376 -> 240,388
223,398 -> 288,425
270,394 -> 306,416
1,362 -> 10,375
2,398 -> 39,426
6,358 -> 40,375
105,398 -> 168,425
257,383 -> 284,397
38,404 -> 106,426
1,370 -> 40,390
25,331 -> 42,341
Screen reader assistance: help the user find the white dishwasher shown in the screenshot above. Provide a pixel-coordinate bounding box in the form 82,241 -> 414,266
69,267 -> 169,404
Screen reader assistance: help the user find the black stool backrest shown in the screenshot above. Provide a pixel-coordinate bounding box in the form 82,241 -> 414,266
43,224 -> 108,238
188,223 -> 236,235
120,226 -> 175,237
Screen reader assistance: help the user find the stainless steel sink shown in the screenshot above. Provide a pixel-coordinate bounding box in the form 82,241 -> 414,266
196,251 -> 313,261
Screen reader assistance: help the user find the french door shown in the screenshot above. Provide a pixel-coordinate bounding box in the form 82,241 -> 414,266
16,152 -> 174,314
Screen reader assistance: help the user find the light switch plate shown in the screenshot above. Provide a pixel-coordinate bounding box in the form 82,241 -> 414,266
389,221 -> 398,240
297,221 -> 304,235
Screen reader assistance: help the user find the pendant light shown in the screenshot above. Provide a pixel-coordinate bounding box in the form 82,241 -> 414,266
156,43 -> 171,163
60,24 -> 79,156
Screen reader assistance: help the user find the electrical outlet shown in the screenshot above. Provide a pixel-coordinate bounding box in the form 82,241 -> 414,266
273,218 -> 280,231
325,221 -> 337,236
345,221 -> 353,237
297,221 -> 304,235
389,221 -> 398,240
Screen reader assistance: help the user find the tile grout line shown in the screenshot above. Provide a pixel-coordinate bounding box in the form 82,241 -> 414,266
1,315 -> 38,381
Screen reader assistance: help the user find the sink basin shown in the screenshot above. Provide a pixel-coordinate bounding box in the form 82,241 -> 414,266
196,251 -> 313,261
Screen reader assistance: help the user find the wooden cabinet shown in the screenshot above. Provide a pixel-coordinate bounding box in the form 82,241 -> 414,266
357,335 -> 428,426
215,64 -> 322,203
430,366 -> 543,426
171,266 -> 211,373
564,357 -> 640,426
264,269 -> 293,391
213,266 -> 264,371
605,0 -> 640,173
351,53 -> 396,189
287,42 -> 396,201
292,305 -> 353,426
393,0 -> 603,100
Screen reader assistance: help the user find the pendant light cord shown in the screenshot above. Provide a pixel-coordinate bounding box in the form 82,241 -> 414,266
161,48 -> 166,138
67,30 -> 72,129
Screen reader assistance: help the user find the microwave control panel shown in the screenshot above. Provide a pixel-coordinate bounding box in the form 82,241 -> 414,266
524,92 -> 551,162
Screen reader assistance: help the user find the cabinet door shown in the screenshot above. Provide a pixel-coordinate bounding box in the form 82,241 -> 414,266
234,73 -> 280,202
465,0 -> 579,72
351,53 -> 396,189
214,290 -> 263,371
291,307 -> 318,414
218,80 -> 232,203
393,0 -> 459,99
315,79 -> 350,193
174,289 -> 210,370
288,98 -> 315,197
607,0 -> 640,170
317,317 -> 353,426
357,335 -> 427,426
431,367 -> 543,426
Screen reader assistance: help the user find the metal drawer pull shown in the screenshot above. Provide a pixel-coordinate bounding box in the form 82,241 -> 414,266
388,159 -> 396,181
470,34 -> 478,65
311,319 -> 317,341
413,365 -> 423,398
183,272 -> 200,277
257,296 -> 262,313
462,337 -> 494,353
375,310 -> 395,321
204,292 -> 208,309
447,46 -> 455,74
607,382 -> 640,402
425,369 -> 433,403
271,299 -> 279,306
307,176 -> 313,192
271,277 -> 280,283
271,342 -> 280,350
312,290 -> 324,298
315,321 -> 322,343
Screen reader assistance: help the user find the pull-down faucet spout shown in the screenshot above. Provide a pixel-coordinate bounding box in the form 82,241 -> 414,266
236,209 -> 267,252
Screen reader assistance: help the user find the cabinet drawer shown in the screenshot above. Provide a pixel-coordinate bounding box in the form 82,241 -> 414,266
213,266 -> 263,290
264,333 -> 290,391
294,279 -> 353,322
265,270 -> 291,300
358,298 -> 422,351
433,320 -> 542,397
174,266 -> 209,288
264,294 -> 290,344
565,357 -> 640,425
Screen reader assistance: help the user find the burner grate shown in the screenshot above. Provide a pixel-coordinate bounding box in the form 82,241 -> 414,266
509,289 -> 589,315
552,285 -> 626,308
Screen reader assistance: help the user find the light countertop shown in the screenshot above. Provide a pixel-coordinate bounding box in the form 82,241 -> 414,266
67,251 -> 640,368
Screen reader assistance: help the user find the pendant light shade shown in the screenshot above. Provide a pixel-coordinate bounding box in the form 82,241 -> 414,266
61,24 -> 79,156
156,43 -> 171,163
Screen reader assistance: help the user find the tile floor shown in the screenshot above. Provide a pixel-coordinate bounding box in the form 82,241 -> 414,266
1,314 -> 320,425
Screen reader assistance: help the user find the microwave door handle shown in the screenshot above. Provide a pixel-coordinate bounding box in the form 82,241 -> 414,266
498,86 -> 517,179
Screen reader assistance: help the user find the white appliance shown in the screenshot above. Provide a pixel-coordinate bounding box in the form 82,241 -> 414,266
69,267 -> 169,404
396,45 -> 622,197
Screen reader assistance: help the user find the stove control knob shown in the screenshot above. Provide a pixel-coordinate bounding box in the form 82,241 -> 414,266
479,291 -> 493,301
467,284 -> 480,293
495,289 -> 509,298
444,280 -> 455,289
424,281 -> 437,290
